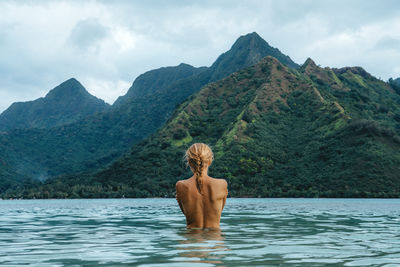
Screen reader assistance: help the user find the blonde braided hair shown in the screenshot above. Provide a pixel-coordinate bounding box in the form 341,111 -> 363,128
185,143 -> 213,194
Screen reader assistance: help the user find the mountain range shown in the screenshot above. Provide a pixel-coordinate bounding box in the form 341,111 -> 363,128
1,32 -> 400,198
0,32 -> 299,192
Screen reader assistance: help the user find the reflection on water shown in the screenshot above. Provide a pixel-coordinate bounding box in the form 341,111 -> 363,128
0,198 -> 399,266
176,228 -> 227,266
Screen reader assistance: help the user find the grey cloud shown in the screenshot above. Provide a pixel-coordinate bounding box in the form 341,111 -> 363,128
68,18 -> 109,52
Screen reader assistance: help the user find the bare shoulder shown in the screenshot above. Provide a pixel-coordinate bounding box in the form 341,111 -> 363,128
176,180 -> 188,202
209,177 -> 228,188
176,180 -> 183,187
208,177 -> 228,198
176,179 -> 185,189
176,178 -> 191,191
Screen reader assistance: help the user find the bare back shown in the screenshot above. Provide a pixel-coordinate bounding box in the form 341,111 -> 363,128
176,176 -> 228,229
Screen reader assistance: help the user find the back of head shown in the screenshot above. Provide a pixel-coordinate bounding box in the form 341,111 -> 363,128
185,143 -> 213,193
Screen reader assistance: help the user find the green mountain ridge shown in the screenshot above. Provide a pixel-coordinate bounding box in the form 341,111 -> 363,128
0,78 -> 110,131
7,56 -> 400,199
108,32 -> 299,143
113,63 -> 208,107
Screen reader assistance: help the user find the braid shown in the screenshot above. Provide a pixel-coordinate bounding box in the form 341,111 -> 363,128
196,160 -> 204,193
185,143 -> 213,194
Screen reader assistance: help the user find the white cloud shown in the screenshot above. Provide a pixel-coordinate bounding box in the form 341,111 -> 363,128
299,17 -> 400,79
82,77 -> 131,105
113,27 -> 137,52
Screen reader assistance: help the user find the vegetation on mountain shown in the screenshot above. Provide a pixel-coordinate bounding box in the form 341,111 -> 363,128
113,63 -> 207,107
4,56 -> 400,199
0,32 -> 298,187
0,78 -> 109,131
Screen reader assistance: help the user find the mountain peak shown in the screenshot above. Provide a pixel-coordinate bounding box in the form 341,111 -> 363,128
65,77 -> 80,84
177,63 -> 192,68
209,32 -> 299,81
231,32 -> 265,48
45,77 -> 89,100
300,57 -> 319,74
0,78 -> 109,131
303,57 -> 317,67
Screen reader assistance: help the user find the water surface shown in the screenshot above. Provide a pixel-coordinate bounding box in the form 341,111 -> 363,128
0,198 -> 399,266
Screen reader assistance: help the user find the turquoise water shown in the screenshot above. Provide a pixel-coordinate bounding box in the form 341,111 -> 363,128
0,198 -> 399,266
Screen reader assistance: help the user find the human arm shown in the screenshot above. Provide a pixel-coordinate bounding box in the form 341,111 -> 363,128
176,181 -> 185,215
221,180 -> 228,210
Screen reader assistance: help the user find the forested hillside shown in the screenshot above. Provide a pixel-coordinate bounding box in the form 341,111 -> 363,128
0,32 -> 299,190
7,56 -> 400,199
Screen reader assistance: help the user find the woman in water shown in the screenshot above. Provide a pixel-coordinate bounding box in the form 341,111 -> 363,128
176,143 -> 228,229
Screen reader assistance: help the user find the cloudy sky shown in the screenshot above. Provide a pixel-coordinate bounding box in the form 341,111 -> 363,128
1,0 -> 400,112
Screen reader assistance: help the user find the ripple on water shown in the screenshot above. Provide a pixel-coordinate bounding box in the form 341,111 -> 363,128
0,198 -> 400,266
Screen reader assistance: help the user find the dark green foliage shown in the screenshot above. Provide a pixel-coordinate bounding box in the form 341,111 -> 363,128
5,57 -> 400,199
346,119 -> 400,142
173,129 -> 187,140
389,77 -> 400,95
